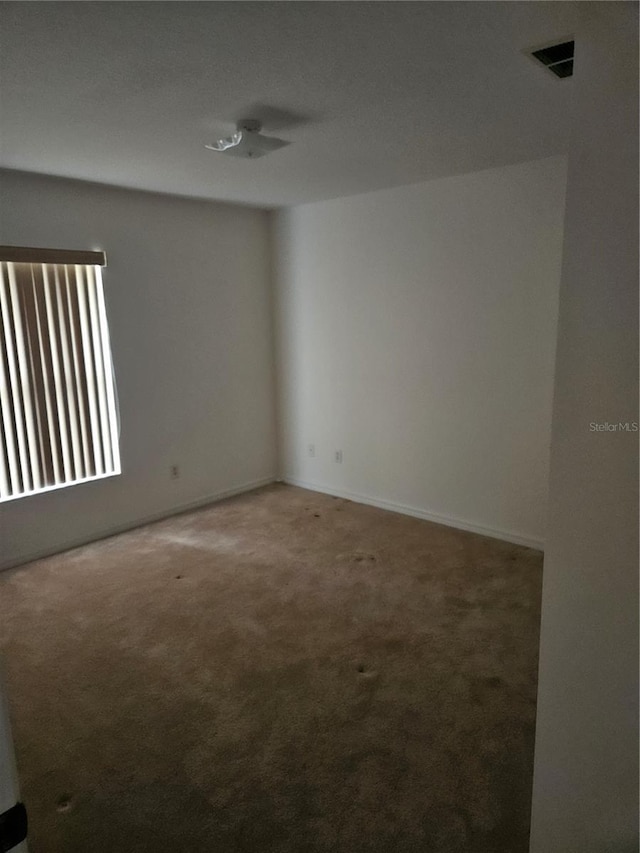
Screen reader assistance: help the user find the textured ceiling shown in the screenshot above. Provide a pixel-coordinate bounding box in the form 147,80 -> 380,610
0,2 -> 584,208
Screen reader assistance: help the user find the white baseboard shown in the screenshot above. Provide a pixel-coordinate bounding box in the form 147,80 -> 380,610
3,474 -> 543,571
282,476 -> 544,551
1,476 -> 277,571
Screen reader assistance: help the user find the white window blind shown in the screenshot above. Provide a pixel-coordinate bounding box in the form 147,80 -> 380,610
0,246 -> 120,502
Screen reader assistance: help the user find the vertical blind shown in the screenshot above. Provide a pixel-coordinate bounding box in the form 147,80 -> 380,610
0,247 -> 120,502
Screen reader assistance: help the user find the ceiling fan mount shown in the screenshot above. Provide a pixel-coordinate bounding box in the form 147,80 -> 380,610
205,118 -> 290,160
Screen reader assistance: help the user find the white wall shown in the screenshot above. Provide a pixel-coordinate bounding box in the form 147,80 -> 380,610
0,170 -> 277,568
272,156 -> 566,548
530,5 -> 639,852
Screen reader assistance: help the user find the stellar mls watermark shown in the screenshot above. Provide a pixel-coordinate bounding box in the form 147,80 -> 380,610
589,421 -> 638,432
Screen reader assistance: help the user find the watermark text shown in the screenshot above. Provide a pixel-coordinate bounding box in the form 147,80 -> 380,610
589,421 -> 638,432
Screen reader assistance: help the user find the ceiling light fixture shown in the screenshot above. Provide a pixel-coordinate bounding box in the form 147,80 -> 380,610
205,119 -> 290,159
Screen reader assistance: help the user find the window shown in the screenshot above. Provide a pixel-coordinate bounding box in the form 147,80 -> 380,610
0,246 -> 120,502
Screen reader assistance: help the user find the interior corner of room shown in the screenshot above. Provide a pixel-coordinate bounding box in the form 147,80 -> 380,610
0,2 -> 637,853
0,152 -> 566,566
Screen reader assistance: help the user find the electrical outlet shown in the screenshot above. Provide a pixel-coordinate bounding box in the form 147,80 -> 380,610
308,443 -> 315,457
334,450 -> 343,464
170,465 -> 180,479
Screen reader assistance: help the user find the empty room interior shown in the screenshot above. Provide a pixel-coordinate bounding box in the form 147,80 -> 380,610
0,3 -> 637,853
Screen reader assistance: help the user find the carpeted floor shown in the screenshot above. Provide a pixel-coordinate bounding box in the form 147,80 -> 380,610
0,484 -> 543,853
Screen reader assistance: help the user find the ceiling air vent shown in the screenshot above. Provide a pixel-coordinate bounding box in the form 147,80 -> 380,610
530,40 -> 574,78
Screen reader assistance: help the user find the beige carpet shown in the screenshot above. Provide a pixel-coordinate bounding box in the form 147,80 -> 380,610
0,484 -> 543,852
